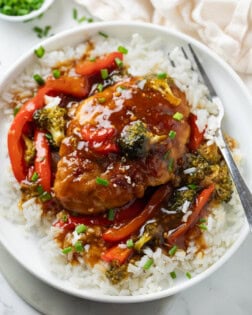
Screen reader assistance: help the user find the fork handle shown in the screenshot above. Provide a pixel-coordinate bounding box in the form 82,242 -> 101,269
217,132 -> 252,231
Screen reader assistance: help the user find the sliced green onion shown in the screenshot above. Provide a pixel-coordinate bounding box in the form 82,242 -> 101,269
107,208 -> 115,221
173,112 -> 184,121
98,97 -> 106,104
36,185 -> 44,195
143,258 -> 154,270
97,83 -> 103,92
163,150 -> 171,160
115,57 -> 123,68
96,177 -> 109,186
198,223 -> 208,231
157,72 -> 167,79
186,272 -> 192,279
62,246 -> 72,254
31,172 -> 39,182
169,245 -> 177,256
98,31 -> 108,38
52,69 -> 61,79
39,191 -> 52,203
33,74 -> 45,86
78,16 -> 86,23
62,215 -> 68,223
74,241 -> 84,252
89,56 -> 96,62
188,184 -> 198,190
73,8 -> 78,20
168,130 -> 176,139
100,68 -> 109,80
45,133 -> 53,141
126,239 -> 134,248
168,157 -> 174,172
13,106 -> 20,116
170,271 -> 177,279
117,45 -> 128,54
34,46 -> 45,58
75,224 -> 87,234
199,218 -> 207,223
87,18 -> 93,23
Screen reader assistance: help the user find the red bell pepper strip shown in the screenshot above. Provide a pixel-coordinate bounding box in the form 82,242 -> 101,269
34,130 -> 51,192
8,76 -> 89,183
101,245 -> 133,264
81,125 -> 119,154
188,114 -> 205,151
102,185 -> 172,243
75,52 -> 123,76
167,184 -> 215,245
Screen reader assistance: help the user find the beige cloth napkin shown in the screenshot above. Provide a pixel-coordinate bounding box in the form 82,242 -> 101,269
75,0 -> 252,91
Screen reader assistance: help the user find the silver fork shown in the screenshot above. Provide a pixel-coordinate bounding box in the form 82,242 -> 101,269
182,44 -> 252,232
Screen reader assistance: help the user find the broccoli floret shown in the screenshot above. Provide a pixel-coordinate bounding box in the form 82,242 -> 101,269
33,105 -> 67,147
168,188 -> 196,212
118,120 -> 166,158
209,162 -> 233,202
118,120 -> 151,158
22,135 -> 35,166
183,153 -> 212,184
106,261 -> 129,284
134,222 -> 161,251
197,143 -> 221,164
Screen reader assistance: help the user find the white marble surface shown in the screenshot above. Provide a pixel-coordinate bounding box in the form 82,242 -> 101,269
0,1 -> 252,314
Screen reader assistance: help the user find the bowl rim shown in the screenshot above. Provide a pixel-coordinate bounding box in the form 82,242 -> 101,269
0,0 -> 55,22
0,20 -> 250,303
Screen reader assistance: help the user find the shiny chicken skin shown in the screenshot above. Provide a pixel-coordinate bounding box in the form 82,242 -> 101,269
54,77 -> 190,214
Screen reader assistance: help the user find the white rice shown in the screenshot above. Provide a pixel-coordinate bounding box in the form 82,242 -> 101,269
0,33 -> 244,296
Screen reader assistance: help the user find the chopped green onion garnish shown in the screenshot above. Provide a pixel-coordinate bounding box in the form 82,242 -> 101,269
33,74 -> 45,86
188,184 -> 198,190
115,57 -> 123,68
75,224 -> 87,234
89,56 -> 96,62
100,68 -> 109,80
62,215 -> 68,223
173,112 -> 184,121
78,16 -> 86,23
170,271 -> 177,279
168,130 -> 176,139
39,192 -> 52,203
186,272 -> 192,279
74,241 -> 84,252
169,245 -> 177,256
97,83 -> 103,92
62,246 -> 72,254
45,133 -> 53,141
34,46 -> 45,58
199,218 -> 207,223
73,8 -> 78,20
96,177 -> 109,186
13,106 -> 20,116
37,185 -> 44,195
0,0 -> 44,16
143,258 -> 154,270
31,172 -> 39,182
117,46 -> 128,54
107,208 -> 115,221
98,97 -> 106,103
98,31 -> 108,38
126,239 -> 134,248
198,223 -> 208,231
157,72 -> 167,79
163,150 -> 171,160
87,18 -> 93,23
52,69 -> 61,79
168,157 -> 174,172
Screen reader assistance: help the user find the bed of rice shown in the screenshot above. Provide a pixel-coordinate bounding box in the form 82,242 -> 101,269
0,33 -> 245,296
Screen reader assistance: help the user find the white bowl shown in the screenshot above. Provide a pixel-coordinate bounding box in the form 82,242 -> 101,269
0,21 -> 251,303
0,0 -> 55,22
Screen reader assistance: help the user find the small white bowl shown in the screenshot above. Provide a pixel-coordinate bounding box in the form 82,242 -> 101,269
0,0 -> 55,22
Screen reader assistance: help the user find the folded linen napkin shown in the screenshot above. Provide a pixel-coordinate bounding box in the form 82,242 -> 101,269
75,0 -> 252,90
